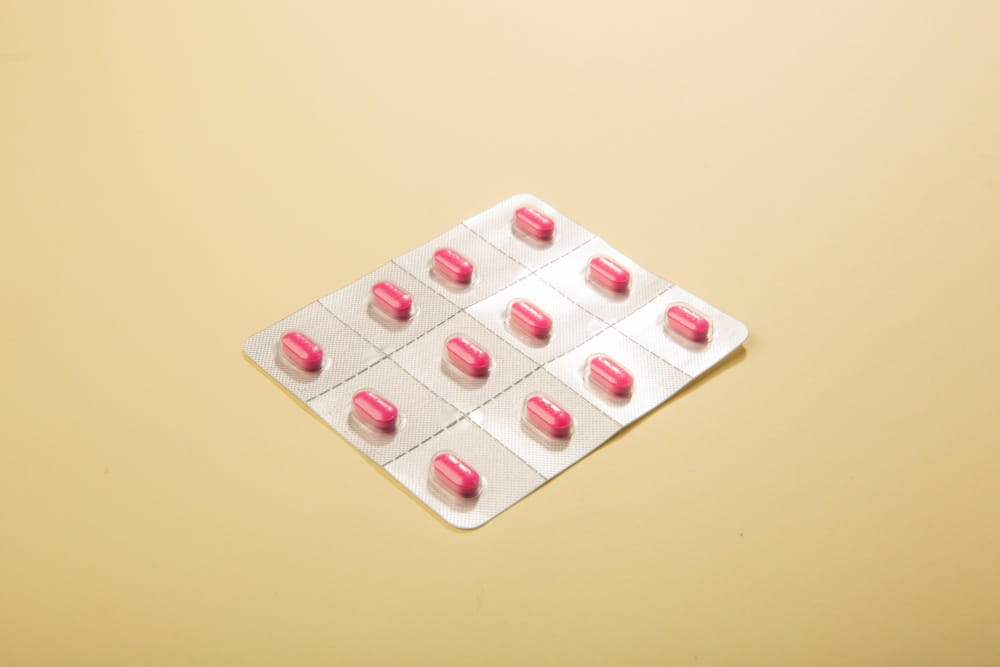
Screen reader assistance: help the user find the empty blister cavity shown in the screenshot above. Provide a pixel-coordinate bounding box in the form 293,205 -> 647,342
615,286 -> 749,377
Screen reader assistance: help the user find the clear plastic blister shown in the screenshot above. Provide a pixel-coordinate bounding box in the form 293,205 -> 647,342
384,419 -> 545,530
307,359 -> 461,466
394,224 -> 529,308
614,286 -> 749,377
319,262 -> 459,355
537,237 -> 673,324
243,193 -> 748,528
466,275 -> 607,365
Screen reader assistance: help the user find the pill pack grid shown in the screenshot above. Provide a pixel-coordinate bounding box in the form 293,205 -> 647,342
243,194 -> 748,529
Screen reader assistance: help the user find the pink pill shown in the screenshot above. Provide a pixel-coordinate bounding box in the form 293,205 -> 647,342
432,452 -> 481,497
445,336 -> 491,376
588,355 -> 634,396
352,390 -> 399,431
523,394 -> 573,438
666,304 -> 711,342
371,280 -> 413,319
514,207 -> 555,241
280,331 -> 323,371
433,248 -> 474,284
588,255 -> 631,292
508,299 -> 553,338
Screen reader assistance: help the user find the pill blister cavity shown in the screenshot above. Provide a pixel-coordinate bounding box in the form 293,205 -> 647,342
522,394 -> 574,439
371,280 -> 413,320
433,247 -> 474,285
351,389 -> 399,432
506,299 -> 553,340
444,335 -> 491,377
430,451 -> 482,498
587,255 -> 631,294
280,331 -> 324,372
513,207 -> 556,243
586,354 -> 634,397
665,303 -> 711,342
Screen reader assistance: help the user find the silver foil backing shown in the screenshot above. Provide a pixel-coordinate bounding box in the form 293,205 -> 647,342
244,193 -> 748,528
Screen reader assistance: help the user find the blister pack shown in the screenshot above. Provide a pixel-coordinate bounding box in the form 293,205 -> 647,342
243,194 -> 748,528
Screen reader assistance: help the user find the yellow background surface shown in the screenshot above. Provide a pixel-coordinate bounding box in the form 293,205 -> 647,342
2,2 -> 999,665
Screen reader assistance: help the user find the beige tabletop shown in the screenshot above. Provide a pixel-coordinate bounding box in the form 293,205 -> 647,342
2,2 -> 999,665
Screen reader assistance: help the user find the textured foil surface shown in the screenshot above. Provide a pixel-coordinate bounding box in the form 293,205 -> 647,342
244,194 -> 748,528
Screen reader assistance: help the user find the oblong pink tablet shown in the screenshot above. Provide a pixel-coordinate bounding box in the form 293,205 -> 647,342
432,452 -> 481,497
524,394 -> 573,438
433,248 -> 474,284
666,304 -> 711,342
280,331 -> 323,371
588,255 -> 631,292
371,280 -> 413,319
352,390 -> 398,431
588,355 -> 633,396
508,299 -> 552,338
514,207 -> 555,240
445,336 -> 491,376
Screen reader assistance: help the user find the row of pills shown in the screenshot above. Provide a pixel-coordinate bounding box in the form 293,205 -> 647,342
280,294 -> 711,376
351,389 -> 573,500
274,206 -> 714,502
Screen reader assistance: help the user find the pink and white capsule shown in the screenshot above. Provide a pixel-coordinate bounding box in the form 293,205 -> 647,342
666,304 -> 711,342
371,281 -> 413,319
508,300 -> 553,338
587,355 -> 634,396
433,248 -> 474,284
432,452 -> 481,497
513,207 -> 555,241
352,390 -> 399,431
588,255 -> 631,292
445,336 -> 491,376
523,394 -> 573,438
280,331 -> 323,371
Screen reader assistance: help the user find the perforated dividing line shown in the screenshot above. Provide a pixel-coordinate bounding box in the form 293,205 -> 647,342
461,219 -> 594,274
313,268 -> 544,471
306,354 -> 389,403
306,229 -> 678,478
389,226 -> 676,465
383,358 -> 542,467
314,298 -> 464,417
526,282 -> 685,421
375,256 -> 552,472
608,284 -> 693,382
